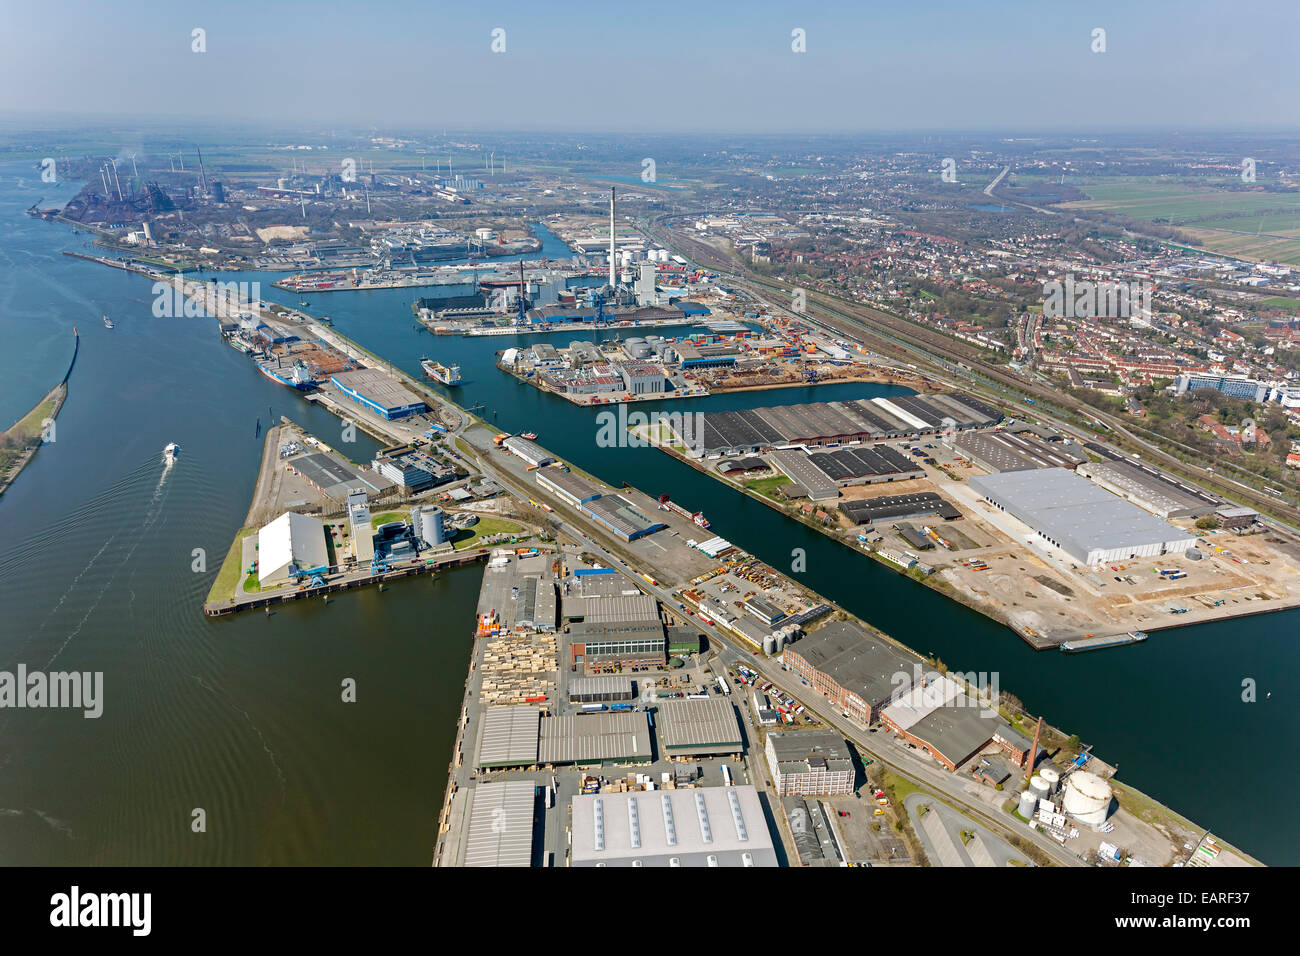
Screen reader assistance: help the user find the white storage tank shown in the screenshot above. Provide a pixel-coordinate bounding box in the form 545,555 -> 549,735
1028,775 -> 1049,801
1039,766 -> 1061,794
1062,770 -> 1112,827
773,632 -> 786,653
762,635 -> 776,656
1016,789 -> 1037,819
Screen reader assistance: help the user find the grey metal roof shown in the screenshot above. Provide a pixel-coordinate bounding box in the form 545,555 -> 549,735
537,712 -> 652,765
464,780 -> 537,867
970,468 -> 1194,558
568,676 -> 635,700
536,466 -> 602,502
904,705 -> 1003,769
583,593 -> 659,625
787,621 -> 916,707
476,706 -> 541,768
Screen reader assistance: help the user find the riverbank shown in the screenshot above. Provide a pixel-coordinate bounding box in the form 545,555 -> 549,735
61,245 -> 1269,865
639,429 -> 1300,651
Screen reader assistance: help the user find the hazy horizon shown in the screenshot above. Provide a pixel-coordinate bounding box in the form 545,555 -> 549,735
2,0 -> 1296,134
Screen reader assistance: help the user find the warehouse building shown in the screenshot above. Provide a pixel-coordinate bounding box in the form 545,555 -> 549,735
678,393 -> 999,457
535,466 -> 602,507
256,511 -> 329,585
881,677 -> 1009,772
568,676 -> 635,704
570,786 -> 777,867
290,450 -> 393,500
783,797 -> 845,866
514,576 -> 557,632
952,431 -> 1087,473
970,468 -> 1195,565
766,731 -> 855,796
537,712 -> 653,766
656,698 -> 743,757
463,781 -> 537,867
475,705 -> 543,770
567,591 -> 665,668
840,491 -> 962,526
501,436 -> 555,468
580,495 -> 666,541
330,369 -> 427,420
782,621 -> 918,724
475,706 -> 653,768
1075,460 -> 1217,519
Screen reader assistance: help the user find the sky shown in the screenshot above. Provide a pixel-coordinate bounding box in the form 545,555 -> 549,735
0,0 -> 1296,133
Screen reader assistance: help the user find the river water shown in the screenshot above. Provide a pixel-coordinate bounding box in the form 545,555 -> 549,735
0,162 -> 1295,864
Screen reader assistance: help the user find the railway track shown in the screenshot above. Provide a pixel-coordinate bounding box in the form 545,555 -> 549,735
651,220 -> 1300,529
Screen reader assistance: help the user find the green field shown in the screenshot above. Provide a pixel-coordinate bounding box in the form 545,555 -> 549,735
742,474 -> 793,501
452,516 -> 525,550
1256,296 -> 1300,310
1060,176 -> 1300,264
207,527 -> 256,604
1063,177 -> 1300,223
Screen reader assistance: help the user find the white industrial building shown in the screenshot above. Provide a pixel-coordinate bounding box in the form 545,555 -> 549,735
257,511 -> 329,585
969,468 -> 1195,566
570,786 -> 777,867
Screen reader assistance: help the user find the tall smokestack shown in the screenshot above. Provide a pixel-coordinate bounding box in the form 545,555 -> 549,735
1026,716 -> 1043,782
609,186 -> 616,290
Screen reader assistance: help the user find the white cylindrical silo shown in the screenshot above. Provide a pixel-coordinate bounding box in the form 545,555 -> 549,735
1062,771 -> 1112,828
1039,767 -> 1061,795
1028,775 -> 1049,801
1017,789 -> 1037,819
762,635 -> 776,656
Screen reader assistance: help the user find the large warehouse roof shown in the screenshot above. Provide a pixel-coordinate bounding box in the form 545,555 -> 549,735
788,621 -> 916,707
657,698 -> 743,755
464,780 -> 536,867
1076,459 -> 1217,518
257,511 -> 328,584
476,705 -> 542,768
969,468 -> 1194,561
537,713 -> 652,765
571,786 -> 778,867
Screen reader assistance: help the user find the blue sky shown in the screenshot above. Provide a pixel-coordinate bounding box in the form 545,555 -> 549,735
1,0 -> 1295,132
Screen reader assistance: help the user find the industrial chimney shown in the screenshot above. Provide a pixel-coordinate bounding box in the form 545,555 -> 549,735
609,186 -> 616,291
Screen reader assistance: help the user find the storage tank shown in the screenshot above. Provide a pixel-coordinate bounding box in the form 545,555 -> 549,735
411,504 -> 447,546
1016,789 -> 1037,819
620,269 -> 635,285
1028,775 -> 1049,801
1062,770 -> 1112,827
762,635 -> 776,656
1039,766 -> 1061,794
773,632 -> 786,653
620,250 -> 633,267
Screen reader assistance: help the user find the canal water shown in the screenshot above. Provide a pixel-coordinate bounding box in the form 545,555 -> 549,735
1,162 -> 1295,864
